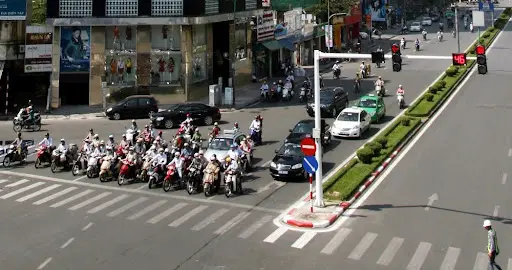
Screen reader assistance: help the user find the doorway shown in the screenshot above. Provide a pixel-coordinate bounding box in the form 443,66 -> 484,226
212,21 -> 230,87
59,73 -> 89,105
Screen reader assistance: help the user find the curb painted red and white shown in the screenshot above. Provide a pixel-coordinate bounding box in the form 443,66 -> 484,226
281,149 -> 401,228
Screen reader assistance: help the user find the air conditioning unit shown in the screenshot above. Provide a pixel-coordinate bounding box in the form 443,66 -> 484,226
19,45 -> 25,53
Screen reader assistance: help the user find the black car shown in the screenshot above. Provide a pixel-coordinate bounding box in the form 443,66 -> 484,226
269,142 -> 307,180
306,87 -> 349,118
151,103 -> 221,129
106,95 -> 159,120
285,119 -> 331,146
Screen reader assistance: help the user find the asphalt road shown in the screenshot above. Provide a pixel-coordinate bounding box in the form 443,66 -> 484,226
0,9 -> 502,270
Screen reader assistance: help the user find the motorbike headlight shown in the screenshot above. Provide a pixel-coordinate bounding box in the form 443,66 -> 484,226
106,108 -> 112,112
320,104 -> 327,108
156,117 -> 164,121
292,164 -> 302,169
270,162 -> 277,168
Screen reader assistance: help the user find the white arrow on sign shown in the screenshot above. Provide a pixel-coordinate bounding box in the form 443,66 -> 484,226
303,158 -> 317,172
424,193 -> 438,211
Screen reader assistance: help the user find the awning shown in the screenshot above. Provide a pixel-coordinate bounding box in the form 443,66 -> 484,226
278,37 -> 296,51
262,40 -> 282,51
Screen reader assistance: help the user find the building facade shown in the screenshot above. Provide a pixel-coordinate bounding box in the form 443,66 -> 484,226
45,0 -> 264,107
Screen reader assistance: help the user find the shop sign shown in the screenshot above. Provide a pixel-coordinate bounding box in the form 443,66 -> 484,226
276,9 -> 304,39
257,11 -> 275,42
24,26 -> 53,73
314,23 -> 326,37
262,0 -> 270,8
332,16 -> 344,26
0,0 -> 27,20
60,26 -> 91,73
303,24 -> 315,39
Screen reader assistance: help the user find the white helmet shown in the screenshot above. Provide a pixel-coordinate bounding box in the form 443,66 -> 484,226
210,156 -> 216,161
164,148 -> 169,153
158,148 -> 164,153
94,134 -> 99,138
150,145 -> 156,150
399,85 -> 403,88
483,220 -> 492,227
194,153 -> 199,158
198,150 -> 204,155
184,143 -> 189,147
174,152 -> 180,156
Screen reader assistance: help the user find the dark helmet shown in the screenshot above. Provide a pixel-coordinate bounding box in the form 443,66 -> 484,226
45,132 -> 49,137
17,132 -> 21,137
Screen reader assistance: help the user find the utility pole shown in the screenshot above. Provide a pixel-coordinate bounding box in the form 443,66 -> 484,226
231,0 -> 237,108
327,0 -> 330,53
453,4 -> 461,52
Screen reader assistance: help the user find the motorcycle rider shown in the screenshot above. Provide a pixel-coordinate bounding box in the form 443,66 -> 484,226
227,144 -> 242,162
93,141 -> 106,156
192,128 -> 202,143
150,148 -> 167,174
123,147 -> 138,176
198,150 -> 208,168
85,128 -> 95,141
188,153 -> 203,172
55,138 -> 68,162
204,154 -> 221,190
437,30 -> 443,41
359,61 -> 366,77
374,76 -> 385,95
119,134 -> 130,150
332,60 -> 341,78
134,138 -> 146,161
38,132 -> 53,148
104,145 -> 117,172
422,29 -> 427,40
92,134 -> 100,148
182,142 -> 193,158
415,38 -> 420,50
376,46 -> 385,63
145,145 -> 158,159
107,135 -> 116,149
239,138 -> 252,166
260,80 -> 269,100
223,157 -> 240,186
284,79 -> 293,92
397,85 -> 405,96
182,113 -> 194,126
249,115 -> 262,145
210,122 -> 221,140
168,151 -> 184,179
82,139 -> 94,155
12,132 -> 25,157
286,72 -> 295,89
130,120 -> 138,131
232,123 -> 240,133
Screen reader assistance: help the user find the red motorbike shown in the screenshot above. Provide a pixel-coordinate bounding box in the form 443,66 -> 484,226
116,145 -> 127,159
34,145 -> 54,168
162,163 -> 184,192
117,159 -> 136,185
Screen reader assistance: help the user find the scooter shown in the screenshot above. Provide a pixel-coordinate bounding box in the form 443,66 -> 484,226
191,140 -> 201,153
224,170 -> 243,198
99,156 -> 117,182
250,128 -> 262,146
147,163 -> 164,189
2,145 -> 27,167
117,159 -> 137,185
186,165 -> 203,195
438,34 -> 443,42
422,33 -> 427,41
333,68 -> 341,79
162,163 -> 184,192
71,152 -> 87,176
415,43 -> 420,51
139,156 -> 152,182
203,165 -> 220,197
282,86 -> 293,101
35,145 -> 53,168
86,154 -> 101,178
397,93 -> 405,109
299,87 -> 307,103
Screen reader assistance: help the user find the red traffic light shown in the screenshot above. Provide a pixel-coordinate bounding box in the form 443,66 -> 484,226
475,45 -> 486,55
391,44 -> 400,54
452,53 -> 467,65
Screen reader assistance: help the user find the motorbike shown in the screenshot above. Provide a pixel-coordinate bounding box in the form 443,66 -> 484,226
240,153 -> 251,173
50,150 -> 68,173
191,140 -> 201,153
2,145 -> 27,167
117,159 -> 137,185
147,163 -> 164,189
162,163 -> 184,192
250,128 -> 262,146
415,43 -> 420,51
333,68 -> 341,79
99,156 -> 117,182
71,151 -> 87,176
186,165 -> 203,195
452,30 -> 456,38
224,170 -> 243,198
422,33 -> 427,41
13,111 -> 42,132
139,156 -> 152,182
400,40 -> 406,49
360,67 -> 366,78
354,79 -> 361,93
375,85 -> 385,97
397,93 -> 405,109
282,86 -> 293,101
86,154 -> 102,178
268,88 -> 278,102
438,34 -> 443,42
202,165 -> 220,197
260,88 -> 267,101
299,87 -> 307,103
35,145 -> 54,168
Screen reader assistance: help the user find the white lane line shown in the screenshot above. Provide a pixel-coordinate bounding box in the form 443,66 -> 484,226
502,173 -> 508,184
127,199 -> 167,220
15,184 -> 61,202
0,182 -> 44,199
263,227 -> 288,243
320,228 -> 352,255
238,215 -> 273,239
493,205 -> 500,217
348,232 -> 378,261
146,203 -> 188,224
137,185 -> 147,190
261,160 -> 271,167
37,257 -> 52,269
214,212 -> 251,235
87,194 -> 130,214
68,192 -> 112,211
4,179 -> 29,187
33,187 -> 77,205
168,205 -> 208,228
73,175 -> 87,182
473,252 -> 488,270
50,189 -> 94,208
507,258 -> 512,270
440,247 -> 461,270
376,237 -> 404,266
191,208 -> 229,231
60,237 -> 75,249
0,179 -> 9,184
291,231 -> 317,249
406,242 -> 432,270
508,148 -> 512,157
107,197 -> 148,217
82,222 -> 94,231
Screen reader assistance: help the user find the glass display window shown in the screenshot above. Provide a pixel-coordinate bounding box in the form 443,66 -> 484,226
105,26 -> 136,51
150,52 -> 181,86
192,45 -> 207,83
235,23 -> 248,60
150,25 -> 181,51
105,52 -> 136,86
192,25 -> 206,47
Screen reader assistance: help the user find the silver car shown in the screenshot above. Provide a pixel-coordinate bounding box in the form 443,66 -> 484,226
203,129 -> 248,161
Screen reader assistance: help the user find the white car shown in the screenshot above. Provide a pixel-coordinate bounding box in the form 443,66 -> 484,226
409,22 -> 422,32
360,32 -> 368,39
422,17 -> 432,26
330,107 -> 371,138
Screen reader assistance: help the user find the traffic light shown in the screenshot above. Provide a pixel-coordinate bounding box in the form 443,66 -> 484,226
391,44 -> 402,72
452,53 -> 467,66
475,45 -> 487,74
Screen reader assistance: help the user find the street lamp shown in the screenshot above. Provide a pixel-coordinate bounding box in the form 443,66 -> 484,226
327,12 -> 347,53
451,3 -> 461,53
230,0 -> 237,107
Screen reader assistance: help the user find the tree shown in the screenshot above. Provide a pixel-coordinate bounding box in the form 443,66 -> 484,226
31,0 -> 47,25
306,0 -> 360,22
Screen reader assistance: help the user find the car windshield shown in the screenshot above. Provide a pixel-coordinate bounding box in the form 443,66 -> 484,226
320,91 -> 335,103
358,99 -> 377,108
292,122 -> 314,134
423,17 -> 431,20
412,22 -> 421,26
337,112 -> 360,122
208,138 -> 233,151
277,143 -> 303,156
167,104 -> 180,111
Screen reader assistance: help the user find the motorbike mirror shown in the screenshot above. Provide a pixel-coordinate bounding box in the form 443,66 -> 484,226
274,149 -> 278,153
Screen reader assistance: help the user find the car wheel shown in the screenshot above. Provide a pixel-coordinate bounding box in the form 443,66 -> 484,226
358,128 -> 363,139
148,111 -> 156,118
203,116 -> 213,126
164,119 -> 174,129
113,113 -> 121,120
331,108 -> 337,118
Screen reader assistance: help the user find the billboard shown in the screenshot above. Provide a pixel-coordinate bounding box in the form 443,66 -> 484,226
60,26 -> 91,73
0,0 -> 27,20
25,26 -> 53,73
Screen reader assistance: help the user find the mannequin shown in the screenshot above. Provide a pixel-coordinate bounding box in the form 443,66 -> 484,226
110,58 -> 117,83
168,57 -> 174,82
158,57 -> 166,82
126,58 -> 132,75
113,26 -> 120,50
162,26 -> 168,39
117,58 -> 125,83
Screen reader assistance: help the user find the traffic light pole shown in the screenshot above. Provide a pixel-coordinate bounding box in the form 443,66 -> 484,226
455,6 -> 461,52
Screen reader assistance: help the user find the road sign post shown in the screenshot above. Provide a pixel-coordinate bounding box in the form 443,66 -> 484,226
313,51 -> 325,208
301,136 -> 323,207
300,138 -> 316,156
309,174 -> 313,212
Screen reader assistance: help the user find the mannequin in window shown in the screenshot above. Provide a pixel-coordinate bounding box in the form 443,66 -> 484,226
125,27 -> 132,50
113,26 -> 120,50
168,57 -> 175,82
117,58 -> 125,83
162,26 -> 168,39
158,57 -> 166,82
126,58 -> 132,76
109,58 -> 117,84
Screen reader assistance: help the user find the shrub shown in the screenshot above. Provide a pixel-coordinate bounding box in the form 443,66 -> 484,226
429,86 -> 438,94
401,117 -> 411,126
445,67 -> 457,77
482,32 -> 490,38
488,26 -> 496,32
356,147 -> 374,164
365,142 -> 382,155
434,81 -> 444,90
424,93 -> 434,102
479,38 -> 486,44
439,80 -> 446,88
375,136 -> 388,148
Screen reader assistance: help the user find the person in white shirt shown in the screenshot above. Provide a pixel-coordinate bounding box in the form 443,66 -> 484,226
240,138 -> 252,165
93,141 -> 106,157
182,113 -> 193,126
92,134 -> 100,148
144,145 -> 157,160
224,157 -> 239,184
260,80 -> 269,100
107,135 -> 116,149
284,79 -> 293,90
125,147 -> 137,164
227,144 -> 241,161
82,139 -> 94,155
150,148 -> 167,172
249,115 -> 263,145
359,61 -> 366,75
54,139 -> 68,161
168,152 -> 184,179
332,60 -> 341,71
38,133 -> 53,148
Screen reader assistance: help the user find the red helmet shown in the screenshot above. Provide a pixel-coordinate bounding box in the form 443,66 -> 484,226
234,122 -> 238,127
186,113 -> 191,117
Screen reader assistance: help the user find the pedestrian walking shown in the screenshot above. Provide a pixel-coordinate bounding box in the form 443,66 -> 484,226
483,220 -> 503,270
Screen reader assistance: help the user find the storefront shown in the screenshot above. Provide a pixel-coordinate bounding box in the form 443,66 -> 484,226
149,25 -> 181,86
342,5 -> 362,47
314,23 -> 327,53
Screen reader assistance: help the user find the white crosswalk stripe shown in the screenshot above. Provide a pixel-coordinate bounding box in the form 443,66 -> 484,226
68,192 -> 112,211
0,182 -> 45,199
263,227 -> 287,243
407,242 -> 432,270
0,179 -> 9,184
473,252 -> 488,270
33,187 -> 78,205
507,258 -> 512,270
107,197 -> 148,217
440,247 -> 460,270
238,215 -> 273,239
127,199 -> 167,220
291,232 -> 317,249
348,232 -> 378,260
87,194 -> 130,214
50,189 -> 94,208
4,179 -> 29,188
191,208 -> 229,231
169,205 -> 208,227
146,203 -> 188,224
16,184 -> 61,202
321,228 -> 352,255
377,237 -> 403,266
214,212 -> 251,235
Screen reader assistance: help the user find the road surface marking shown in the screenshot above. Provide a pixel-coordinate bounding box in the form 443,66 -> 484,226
502,173 -> 508,184
493,205 -> 500,217
107,197 -> 148,217
137,184 -> 147,190
73,175 -> 87,182
87,194 -> 130,214
406,242 -> 431,270
4,179 -> 29,187
60,237 -> 75,249
127,199 -> 167,220
473,252 -> 488,270
214,211 -> 251,235
348,232 -> 377,260
169,205 -> 208,227
33,187 -> 78,205
320,228 -> 352,255
291,231 -> 317,249
0,182 -> 44,199
262,160 -> 272,167
37,257 -> 52,269
508,148 -> 512,157
508,258 -> 512,270
440,247 -> 460,270
15,184 -> 60,202
238,215 -> 273,239
50,189 -> 94,208
263,227 -> 287,243
82,222 -> 94,231
0,179 -> 9,184
68,192 -> 112,211
377,237 -> 404,266
191,208 -> 229,231
146,203 -> 188,224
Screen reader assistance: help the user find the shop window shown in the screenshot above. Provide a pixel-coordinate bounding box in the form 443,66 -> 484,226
192,25 -> 207,83
106,26 -> 136,51
105,26 -> 137,86
150,25 -> 180,50
151,0 -> 183,16
59,0 -> 92,17
150,25 -> 181,86
106,0 -> 138,17
235,23 -> 247,60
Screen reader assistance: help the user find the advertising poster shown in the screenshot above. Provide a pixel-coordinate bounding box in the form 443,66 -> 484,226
60,26 -> 91,72
25,27 -> 53,73
324,25 -> 333,48
364,0 -> 387,22
0,0 -> 27,20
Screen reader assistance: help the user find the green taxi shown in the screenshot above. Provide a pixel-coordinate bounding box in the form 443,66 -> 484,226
356,94 -> 386,122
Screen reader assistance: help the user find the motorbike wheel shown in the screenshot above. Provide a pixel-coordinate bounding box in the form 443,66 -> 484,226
32,123 -> 42,132
99,173 -> 108,183
204,183 -> 211,197
34,158 -> 41,169
71,164 -> 80,176
2,156 -> 11,167
13,124 -> 22,132
117,175 -> 125,186
148,177 -> 155,189
162,179 -> 172,192
86,169 -> 94,179
225,182 -> 233,198
50,161 -> 57,173
186,180 -> 194,195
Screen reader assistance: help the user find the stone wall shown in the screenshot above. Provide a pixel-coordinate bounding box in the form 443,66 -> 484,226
89,26 -> 106,105
50,26 -> 60,108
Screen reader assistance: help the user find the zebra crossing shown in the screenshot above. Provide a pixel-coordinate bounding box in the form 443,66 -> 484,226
0,178 -> 510,269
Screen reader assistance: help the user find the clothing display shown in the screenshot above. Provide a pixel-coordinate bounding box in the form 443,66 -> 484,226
126,27 -> 132,40
126,58 -> 132,73
168,57 -> 174,73
162,26 -> 168,39
113,26 -> 120,40
150,54 -> 180,84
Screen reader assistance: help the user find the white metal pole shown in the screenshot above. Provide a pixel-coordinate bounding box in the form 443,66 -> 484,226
455,6 -> 461,52
313,50 -> 324,207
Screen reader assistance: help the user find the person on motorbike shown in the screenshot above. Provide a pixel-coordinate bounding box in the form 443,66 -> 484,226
104,145 -> 117,172
227,144 -> 241,162
93,141 -> 106,156
415,38 -> 420,50
182,142 -> 193,158
145,145 -> 157,158
188,153 -> 203,172
332,60 -> 341,77
182,113 -> 194,126
260,80 -> 269,100
286,72 -> 295,89
119,134 -> 130,150
198,150 -> 208,168
284,79 -> 293,92
107,135 -> 116,149
204,154 -> 221,190
85,129 -> 95,141
134,138 -> 146,161
12,132 -> 25,157
376,46 -> 385,63
82,139 -> 94,155
92,134 -> 100,148
130,120 -> 138,131
397,85 -> 405,96
192,128 -> 202,143
123,147 -> 137,176
168,151 -> 184,179
210,122 -> 221,140
374,76 -> 385,95
239,138 -> 252,166
150,148 -> 167,173
38,132 -> 53,148
249,115 -> 262,145
400,37 -> 406,48
422,29 -> 428,40
437,30 -> 443,41
223,157 -> 239,185
55,138 -> 68,162
232,123 -> 240,133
